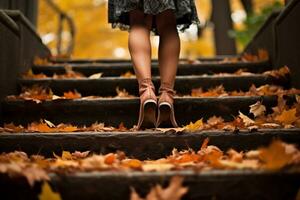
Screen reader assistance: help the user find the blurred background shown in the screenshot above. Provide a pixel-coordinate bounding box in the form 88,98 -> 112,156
37,0 -> 284,59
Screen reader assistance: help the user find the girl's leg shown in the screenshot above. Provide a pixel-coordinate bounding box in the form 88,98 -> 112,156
156,10 -> 180,89
155,10 -> 180,128
129,10 -> 153,81
129,10 -> 157,129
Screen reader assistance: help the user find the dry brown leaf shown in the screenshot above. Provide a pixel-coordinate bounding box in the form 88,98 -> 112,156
249,101 -> 266,118
116,87 -> 134,98
142,163 -> 174,172
259,140 -> 295,170
63,91 -> 82,99
275,108 -> 298,125
130,176 -> 188,200
238,111 -> 255,126
88,73 -> 103,79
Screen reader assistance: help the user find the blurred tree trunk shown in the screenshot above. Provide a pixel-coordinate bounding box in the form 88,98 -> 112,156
241,0 -> 253,14
211,0 -> 237,55
0,0 -> 38,27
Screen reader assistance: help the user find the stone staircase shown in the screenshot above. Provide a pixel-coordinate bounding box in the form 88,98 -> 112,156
1,56 -> 300,199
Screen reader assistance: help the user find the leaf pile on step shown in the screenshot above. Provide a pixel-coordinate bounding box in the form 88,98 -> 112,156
0,139 -> 299,186
182,95 -> 300,132
191,84 -> 300,98
22,66 -> 86,79
183,49 -> 269,64
0,120 -> 128,133
6,85 -> 134,103
22,64 -> 288,80
2,95 -> 300,133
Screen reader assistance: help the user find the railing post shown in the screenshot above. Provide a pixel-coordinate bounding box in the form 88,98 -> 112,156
211,0 -> 237,55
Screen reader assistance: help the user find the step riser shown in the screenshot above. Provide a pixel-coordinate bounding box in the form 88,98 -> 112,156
2,96 -> 288,127
0,130 -> 299,159
1,171 -> 299,200
32,62 -> 270,77
18,76 -> 289,96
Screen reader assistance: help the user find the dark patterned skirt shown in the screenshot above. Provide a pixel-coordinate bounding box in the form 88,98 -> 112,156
108,0 -> 200,33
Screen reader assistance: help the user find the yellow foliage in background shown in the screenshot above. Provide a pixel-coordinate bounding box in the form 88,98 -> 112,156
37,0 -> 281,59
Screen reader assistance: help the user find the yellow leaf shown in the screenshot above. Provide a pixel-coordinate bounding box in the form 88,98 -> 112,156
184,119 -> 204,132
39,182 -> 61,200
275,108 -> 298,125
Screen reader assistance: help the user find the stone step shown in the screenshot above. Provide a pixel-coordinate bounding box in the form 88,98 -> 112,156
18,75 -> 289,97
1,170 -> 299,200
49,56 -> 239,64
0,129 -> 299,159
32,61 -> 270,77
3,95 -> 294,127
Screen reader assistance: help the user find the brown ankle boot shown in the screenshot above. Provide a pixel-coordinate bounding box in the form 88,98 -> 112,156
156,82 -> 178,128
137,78 -> 157,130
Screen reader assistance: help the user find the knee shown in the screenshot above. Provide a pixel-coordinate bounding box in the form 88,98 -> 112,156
156,11 -> 178,36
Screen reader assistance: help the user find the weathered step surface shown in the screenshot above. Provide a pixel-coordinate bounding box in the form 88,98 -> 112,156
1,170 -> 300,200
32,61 -> 271,77
3,96 -> 293,127
0,129 -> 300,159
49,56 -> 240,64
18,75 -> 289,96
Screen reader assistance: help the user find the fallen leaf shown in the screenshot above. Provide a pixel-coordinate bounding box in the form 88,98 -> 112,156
250,101 -> 266,117
239,111 -> 255,126
130,176 -> 188,200
275,108 -> 298,125
88,73 -> 103,79
63,90 -> 82,99
39,182 -> 61,200
259,140 -> 295,170
142,163 -> 174,172
184,119 -> 204,132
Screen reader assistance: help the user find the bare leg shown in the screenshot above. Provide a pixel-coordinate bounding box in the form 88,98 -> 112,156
128,10 -> 153,82
129,10 -> 157,129
155,10 -> 180,128
156,10 -> 180,88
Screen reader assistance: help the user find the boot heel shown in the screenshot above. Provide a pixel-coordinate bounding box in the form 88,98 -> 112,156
138,100 -> 157,130
156,102 -> 178,128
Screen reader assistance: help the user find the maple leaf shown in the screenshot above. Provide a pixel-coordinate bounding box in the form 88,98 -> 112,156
104,153 -> 116,165
206,116 -> 224,128
259,140 -> 296,170
184,119 -> 204,132
39,182 -> 62,200
263,66 -> 290,78
130,176 -> 188,200
27,121 -> 54,132
275,108 -> 298,125
116,87 -> 134,98
249,101 -> 266,118
63,90 -> 82,99
238,111 -> 255,126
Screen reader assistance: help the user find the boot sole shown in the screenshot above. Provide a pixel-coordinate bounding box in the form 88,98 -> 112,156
140,100 -> 157,129
157,103 -> 173,128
